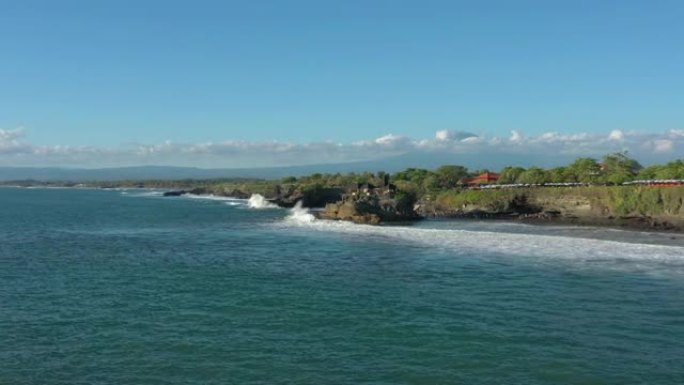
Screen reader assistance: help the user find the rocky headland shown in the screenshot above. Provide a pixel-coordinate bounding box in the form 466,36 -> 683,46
19,172 -> 680,231
319,191 -> 421,224
155,181 -> 684,231
162,180 -> 421,224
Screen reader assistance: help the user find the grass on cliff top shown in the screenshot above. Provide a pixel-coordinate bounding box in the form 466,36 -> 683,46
434,186 -> 684,216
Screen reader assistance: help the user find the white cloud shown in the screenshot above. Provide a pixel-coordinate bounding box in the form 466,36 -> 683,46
0,127 -> 682,168
0,128 -> 31,154
533,132 -> 589,143
653,139 -> 674,153
668,129 -> 684,138
460,136 -> 482,144
435,130 -> 478,142
435,130 -> 450,141
374,134 -> 404,145
0,128 -> 24,141
608,129 -> 624,141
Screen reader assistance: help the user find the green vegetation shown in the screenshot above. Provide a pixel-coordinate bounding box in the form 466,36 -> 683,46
637,160 -> 684,180
396,152 -> 681,188
435,189 -> 522,213
497,166 -> 525,184
432,185 -> 684,217
3,152 -> 682,221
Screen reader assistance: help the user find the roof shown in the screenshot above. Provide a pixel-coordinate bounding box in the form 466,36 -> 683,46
462,172 -> 501,185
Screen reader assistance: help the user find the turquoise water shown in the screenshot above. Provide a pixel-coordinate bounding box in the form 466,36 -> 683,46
2,187 -> 684,384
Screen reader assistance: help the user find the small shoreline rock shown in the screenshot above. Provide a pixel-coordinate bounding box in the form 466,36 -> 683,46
162,190 -> 188,197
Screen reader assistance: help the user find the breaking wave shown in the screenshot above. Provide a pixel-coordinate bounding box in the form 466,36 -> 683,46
276,218 -> 684,274
123,189 -> 250,207
185,194 -> 246,203
123,190 -> 165,198
247,194 -> 279,209
285,201 -> 316,223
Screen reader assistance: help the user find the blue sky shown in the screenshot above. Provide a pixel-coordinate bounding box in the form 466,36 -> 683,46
1,0 -> 683,167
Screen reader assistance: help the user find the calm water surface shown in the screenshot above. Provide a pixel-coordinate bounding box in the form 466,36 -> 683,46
1,187 -> 684,384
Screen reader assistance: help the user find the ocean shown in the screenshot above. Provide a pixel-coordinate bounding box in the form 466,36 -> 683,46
1,187 -> 684,384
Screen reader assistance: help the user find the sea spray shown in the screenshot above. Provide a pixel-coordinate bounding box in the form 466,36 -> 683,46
248,194 -> 278,209
286,201 -> 316,223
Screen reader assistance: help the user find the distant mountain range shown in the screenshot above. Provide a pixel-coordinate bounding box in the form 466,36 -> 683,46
0,151 -> 574,182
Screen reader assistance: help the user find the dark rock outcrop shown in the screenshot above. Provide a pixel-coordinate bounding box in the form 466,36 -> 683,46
163,190 -> 188,197
217,188 -> 250,199
320,195 -> 421,224
188,187 -> 209,195
272,186 -> 344,208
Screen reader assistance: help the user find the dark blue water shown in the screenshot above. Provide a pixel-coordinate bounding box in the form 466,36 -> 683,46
2,187 -> 684,384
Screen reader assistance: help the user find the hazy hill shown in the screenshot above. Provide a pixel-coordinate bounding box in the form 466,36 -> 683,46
0,151 -> 575,182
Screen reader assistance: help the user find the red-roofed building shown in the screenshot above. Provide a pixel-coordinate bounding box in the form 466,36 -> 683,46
462,172 -> 500,186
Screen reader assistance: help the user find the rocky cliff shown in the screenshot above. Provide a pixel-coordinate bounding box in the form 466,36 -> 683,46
418,186 -> 684,231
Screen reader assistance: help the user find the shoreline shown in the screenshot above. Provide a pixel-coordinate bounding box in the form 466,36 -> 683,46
4,184 -> 683,234
420,211 -> 684,234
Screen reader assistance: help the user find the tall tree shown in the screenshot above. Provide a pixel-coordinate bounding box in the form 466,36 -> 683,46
497,166 -> 526,184
546,167 -> 567,183
435,165 -> 469,188
516,167 -> 547,184
567,157 -> 601,183
601,152 -> 642,184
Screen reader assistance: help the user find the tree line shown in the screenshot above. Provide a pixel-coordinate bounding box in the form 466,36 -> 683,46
278,153 -> 684,196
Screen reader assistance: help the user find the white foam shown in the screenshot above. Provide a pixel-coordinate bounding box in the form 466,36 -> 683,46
184,194 -> 246,202
275,218 -> 684,270
126,190 -> 165,197
26,186 -> 71,189
247,194 -> 278,209
285,201 -> 316,223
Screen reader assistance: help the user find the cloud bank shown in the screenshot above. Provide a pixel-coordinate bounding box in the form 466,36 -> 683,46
0,127 -> 682,169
